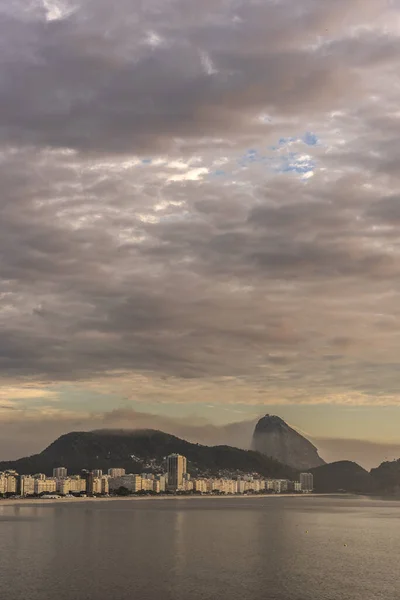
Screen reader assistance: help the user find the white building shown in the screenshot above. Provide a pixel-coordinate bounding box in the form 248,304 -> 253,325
5,472 -> 17,494
206,479 -> 216,493
156,475 -> 167,492
20,475 -> 35,496
272,480 -> 283,493
90,477 -> 109,495
237,480 -> 246,494
53,467 -> 67,478
141,478 -> 154,492
300,473 -> 314,492
194,479 -> 207,493
108,468 -> 126,478
34,478 -> 57,495
101,476 -> 109,494
57,477 -> 87,495
0,472 -> 18,495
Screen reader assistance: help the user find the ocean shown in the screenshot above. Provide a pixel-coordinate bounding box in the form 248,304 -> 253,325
0,495 -> 399,600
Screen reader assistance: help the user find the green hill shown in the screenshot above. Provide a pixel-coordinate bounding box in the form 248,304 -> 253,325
370,459 -> 400,494
0,429 -> 296,479
310,460 -> 374,493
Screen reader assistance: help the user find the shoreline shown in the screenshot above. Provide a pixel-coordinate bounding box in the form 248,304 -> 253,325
0,493 -> 346,507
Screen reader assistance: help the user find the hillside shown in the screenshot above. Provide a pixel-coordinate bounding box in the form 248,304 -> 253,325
370,459 -> 400,494
310,460 -> 375,493
252,415 -> 325,470
0,429 -> 296,479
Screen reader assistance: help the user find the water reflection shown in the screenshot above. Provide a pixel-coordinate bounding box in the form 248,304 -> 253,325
0,498 -> 399,600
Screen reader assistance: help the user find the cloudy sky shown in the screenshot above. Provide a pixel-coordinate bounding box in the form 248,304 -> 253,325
2,0 -> 400,465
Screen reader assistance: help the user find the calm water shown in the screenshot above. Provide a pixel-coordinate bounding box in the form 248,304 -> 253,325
0,495 -> 399,600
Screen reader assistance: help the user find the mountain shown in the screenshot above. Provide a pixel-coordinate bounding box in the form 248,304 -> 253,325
310,461 -> 374,493
0,429 -> 296,479
251,415 -> 325,470
370,459 -> 400,494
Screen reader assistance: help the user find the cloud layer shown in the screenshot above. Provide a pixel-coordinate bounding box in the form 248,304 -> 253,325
2,0 -> 400,445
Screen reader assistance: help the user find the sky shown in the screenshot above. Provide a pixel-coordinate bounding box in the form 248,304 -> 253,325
2,0 -> 400,467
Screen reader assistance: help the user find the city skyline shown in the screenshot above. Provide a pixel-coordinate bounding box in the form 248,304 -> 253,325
0,453 -> 314,498
2,0 -> 400,460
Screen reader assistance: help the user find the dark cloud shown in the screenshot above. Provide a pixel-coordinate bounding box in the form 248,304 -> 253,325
0,0 -> 390,153
1,0 -> 400,448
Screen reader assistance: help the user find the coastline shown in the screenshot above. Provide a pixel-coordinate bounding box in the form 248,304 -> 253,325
0,493 -> 345,507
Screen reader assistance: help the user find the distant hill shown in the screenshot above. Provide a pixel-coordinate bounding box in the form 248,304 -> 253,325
0,429 -> 296,479
370,459 -> 400,494
310,461 -> 374,493
252,415 -> 325,470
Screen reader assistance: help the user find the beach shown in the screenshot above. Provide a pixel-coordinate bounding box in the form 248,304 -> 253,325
0,493 -> 342,507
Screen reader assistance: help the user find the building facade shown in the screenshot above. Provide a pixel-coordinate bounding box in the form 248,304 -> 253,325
34,478 -> 57,495
167,454 -> 187,491
20,475 -> 35,496
300,472 -> 314,492
108,468 -> 126,478
0,472 -> 18,495
53,467 -> 67,478
109,474 -> 142,492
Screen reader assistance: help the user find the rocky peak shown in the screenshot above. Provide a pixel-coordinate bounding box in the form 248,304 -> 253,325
254,415 -> 288,431
252,414 -> 325,471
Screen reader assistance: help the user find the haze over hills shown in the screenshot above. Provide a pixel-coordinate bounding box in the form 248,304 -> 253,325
0,429 -> 295,480
0,414 -> 327,475
0,409 -> 399,470
251,415 -> 325,470
1,424 -> 399,494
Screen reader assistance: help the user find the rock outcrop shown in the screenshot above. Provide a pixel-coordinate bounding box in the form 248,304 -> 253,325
251,415 -> 325,470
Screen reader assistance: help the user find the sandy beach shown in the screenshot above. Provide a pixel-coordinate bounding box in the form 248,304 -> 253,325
0,493 -> 343,507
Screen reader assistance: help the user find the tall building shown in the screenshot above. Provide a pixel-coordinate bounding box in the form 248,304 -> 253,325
108,468 -> 126,478
53,467 -> 67,478
4,472 -> 18,495
156,474 -> 167,492
101,476 -> 109,495
92,469 -> 103,478
20,475 -> 35,496
80,470 -> 95,495
92,477 -> 103,494
34,478 -> 57,495
167,454 -> 187,491
300,472 -> 314,492
87,472 -> 95,495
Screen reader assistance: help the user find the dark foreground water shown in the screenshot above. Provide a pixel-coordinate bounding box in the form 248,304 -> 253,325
0,495 -> 399,600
